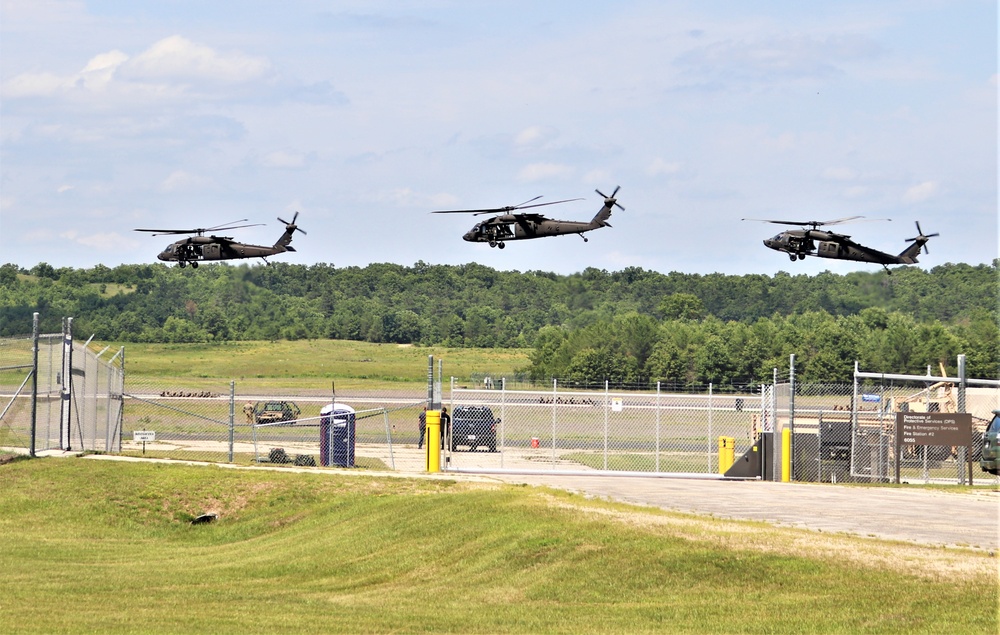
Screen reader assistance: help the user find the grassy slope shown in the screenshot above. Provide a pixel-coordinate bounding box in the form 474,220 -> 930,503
1,459 -> 996,634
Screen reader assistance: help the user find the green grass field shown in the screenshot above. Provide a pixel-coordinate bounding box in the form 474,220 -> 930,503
2,458 -> 996,634
112,339 -> 530,390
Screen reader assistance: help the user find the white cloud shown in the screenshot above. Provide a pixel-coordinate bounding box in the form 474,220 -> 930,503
514,125 -> 558,149
57,184 -> 75,193
59,230 -> 137,251
647,158 -> 682,177
2,36 -> 271,103
260,150 -> 308,169
517,163 -> 574,182
902,181 -> 939,204
377,188 -> 458,208
121,35 -> 271,84
822,167 -> 857,181
2,71 -> 65,98
583,169 -> 612,185
160,170 -> 214,192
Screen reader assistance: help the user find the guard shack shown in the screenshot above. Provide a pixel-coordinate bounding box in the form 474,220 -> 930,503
320,403 -> 356,467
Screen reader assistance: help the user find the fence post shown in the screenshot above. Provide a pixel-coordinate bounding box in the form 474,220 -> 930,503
30,312 -> 39,457
228,381 -> 235,463
60,317 -> 73,451
551,378 -> 557,469
500,377 -> 506,469
655,381 -> 661,473
603,380 -> 609,471
789,354 -> 796,481
708,382 -> 713,473
958,354 -> 967,484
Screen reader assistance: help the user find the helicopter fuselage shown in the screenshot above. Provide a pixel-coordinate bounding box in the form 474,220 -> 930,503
464,216 -> 598,243
763,228 -> 926,265
157,236 -> 292,265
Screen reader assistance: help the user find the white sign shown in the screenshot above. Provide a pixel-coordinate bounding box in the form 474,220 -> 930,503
133,430 -> 156,442
611,397 -> 624,412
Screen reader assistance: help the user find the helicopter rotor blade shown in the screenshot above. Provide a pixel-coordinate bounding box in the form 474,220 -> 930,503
513,197 -> 584,210
431,196 -> 583,216
134,220 -> 264,237
741,215 -> 872,228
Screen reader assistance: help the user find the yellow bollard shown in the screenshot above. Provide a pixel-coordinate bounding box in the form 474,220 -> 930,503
425,410 -> 441,472
718,436 -> 735,474
781,427 -> 791,482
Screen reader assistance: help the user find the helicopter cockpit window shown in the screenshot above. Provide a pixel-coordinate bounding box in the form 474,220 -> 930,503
165,244 -> 175,253
771,234 -> 785,243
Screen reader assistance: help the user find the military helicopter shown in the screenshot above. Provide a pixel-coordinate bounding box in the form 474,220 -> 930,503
135,213 -> 306,268
742,216 -> 938,271
432,186 -> 624,249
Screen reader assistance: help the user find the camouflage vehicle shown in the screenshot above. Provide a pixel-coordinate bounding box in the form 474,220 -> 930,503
980,411 -> 1000,475
254,400 -> 301,425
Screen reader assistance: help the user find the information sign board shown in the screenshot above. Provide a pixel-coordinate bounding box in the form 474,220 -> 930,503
895,412 -> 971,447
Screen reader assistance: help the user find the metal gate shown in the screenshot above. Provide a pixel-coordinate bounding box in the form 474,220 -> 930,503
444,378 -> 761,476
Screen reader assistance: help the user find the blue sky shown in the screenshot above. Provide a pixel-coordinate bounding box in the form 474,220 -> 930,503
1,0 -> 996,276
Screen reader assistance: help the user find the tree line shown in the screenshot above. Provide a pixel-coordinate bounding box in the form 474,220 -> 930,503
0,260 -> 996,383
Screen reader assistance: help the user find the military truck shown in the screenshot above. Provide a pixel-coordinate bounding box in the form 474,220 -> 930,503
253,400 -> 301,425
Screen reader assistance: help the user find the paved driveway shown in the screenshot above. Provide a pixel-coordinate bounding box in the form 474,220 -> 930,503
481,472 -> 999,551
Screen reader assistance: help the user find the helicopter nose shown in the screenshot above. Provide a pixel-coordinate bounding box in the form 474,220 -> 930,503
157,251 -> 170,261
462,231 -> 476,242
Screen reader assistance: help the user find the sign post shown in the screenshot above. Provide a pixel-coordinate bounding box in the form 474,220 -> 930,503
894,413 -> 973,485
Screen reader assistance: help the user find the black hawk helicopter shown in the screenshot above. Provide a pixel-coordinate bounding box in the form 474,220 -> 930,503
135,213 -> 306,268
432,186 -> 624,249
742,216 -> 939,271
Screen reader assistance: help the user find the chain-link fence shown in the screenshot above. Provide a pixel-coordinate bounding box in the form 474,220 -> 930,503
851,370 -> 999,485
117,371 -> 1000,485
121,378 -> 429,470
0,317 -> 123,455
2,324 -> 982,485
0,333 -> 46,452
445,378 -> 760,475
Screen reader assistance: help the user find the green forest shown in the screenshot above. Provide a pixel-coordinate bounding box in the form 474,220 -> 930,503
1,260 -> 997,384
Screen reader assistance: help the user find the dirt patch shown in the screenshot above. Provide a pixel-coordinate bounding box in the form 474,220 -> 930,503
0,453 -> 20,466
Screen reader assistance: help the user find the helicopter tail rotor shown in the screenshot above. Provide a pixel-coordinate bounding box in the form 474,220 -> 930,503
595,185 -> 625,211
905,221 -> 939,254
277,211 -> 307,235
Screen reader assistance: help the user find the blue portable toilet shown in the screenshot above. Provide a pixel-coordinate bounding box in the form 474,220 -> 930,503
320,403 -> 356,467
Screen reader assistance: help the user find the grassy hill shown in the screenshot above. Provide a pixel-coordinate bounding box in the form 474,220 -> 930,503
1,458 -> 995,634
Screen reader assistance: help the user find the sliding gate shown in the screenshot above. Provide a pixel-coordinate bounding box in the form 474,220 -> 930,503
444,379 -> 761,475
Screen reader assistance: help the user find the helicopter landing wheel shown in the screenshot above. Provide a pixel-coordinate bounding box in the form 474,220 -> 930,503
788,254 -> 797,262
489,240 -> 497,248
179,261 -> 187,268
191,261 -> 199,268
797,253 -> 806,260
498,242 -> 505,249
583,237 -> 588,242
